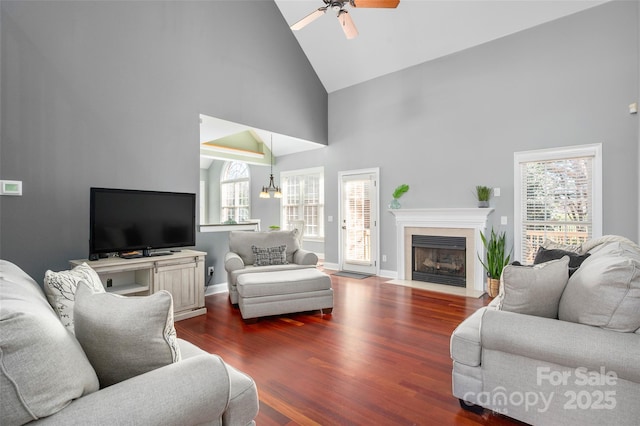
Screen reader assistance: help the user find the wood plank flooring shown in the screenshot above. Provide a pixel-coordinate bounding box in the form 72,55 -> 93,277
175,271 -> 525,425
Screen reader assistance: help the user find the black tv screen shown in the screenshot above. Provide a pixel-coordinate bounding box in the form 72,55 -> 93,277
90,187 -> 196,255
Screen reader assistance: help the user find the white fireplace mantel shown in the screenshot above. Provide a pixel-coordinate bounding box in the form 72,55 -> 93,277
390,208 -> 494,293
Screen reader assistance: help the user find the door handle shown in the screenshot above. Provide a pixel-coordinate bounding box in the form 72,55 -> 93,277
342,226 -> 347,229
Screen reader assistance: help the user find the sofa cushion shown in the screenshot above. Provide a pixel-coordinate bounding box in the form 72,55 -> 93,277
229,230 -> 300,265
558,246 -> 640,332
43,262 -> 105,333
0,260 -> 99,425
251,245 -> 287,266
533,247 -> 590,276
237,268 -> 331,298
497,256 -> 570,318
74,282 -> 181,387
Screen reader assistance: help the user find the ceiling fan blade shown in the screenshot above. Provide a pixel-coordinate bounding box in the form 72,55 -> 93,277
350,0 -> 399,8
291,7 -> 327,31
337,10 -> 358,40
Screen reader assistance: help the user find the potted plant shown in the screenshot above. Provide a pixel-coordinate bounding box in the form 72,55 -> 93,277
478,228 -> 511,297
268,225 -> 281,231
475,185 -> 492,208
389,184 -> 409,209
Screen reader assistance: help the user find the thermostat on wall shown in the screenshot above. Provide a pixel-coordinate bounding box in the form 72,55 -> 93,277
0,180 -> 23,196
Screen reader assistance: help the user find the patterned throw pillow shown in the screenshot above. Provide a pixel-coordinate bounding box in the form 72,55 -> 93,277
268,245 -> 288,265
44,262 -> 105,333
73,281 -> 181,388
251,245 -> 288,266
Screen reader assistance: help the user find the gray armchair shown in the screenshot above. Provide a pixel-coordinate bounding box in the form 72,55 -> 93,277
224,230 -> 318,304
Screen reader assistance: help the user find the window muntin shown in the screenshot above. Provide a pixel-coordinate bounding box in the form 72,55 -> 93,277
220,161 -> 250,223
281,168 -> 324,240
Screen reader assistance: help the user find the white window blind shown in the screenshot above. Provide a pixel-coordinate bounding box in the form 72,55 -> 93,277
220,161 -> 250,223
514,144 -> 602,263
344,179 -> 371,263
281,168 -> 324,240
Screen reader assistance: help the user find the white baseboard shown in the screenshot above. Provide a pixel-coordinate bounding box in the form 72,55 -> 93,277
323,262 -> 339,271
205,283 -> 228,296
322,263 -> 397,279
378,269 -> 397,279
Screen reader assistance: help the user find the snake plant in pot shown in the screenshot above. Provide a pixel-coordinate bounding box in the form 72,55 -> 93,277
478,228 -> 511,297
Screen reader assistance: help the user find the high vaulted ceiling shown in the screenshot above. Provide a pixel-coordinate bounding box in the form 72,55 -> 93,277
274,0 -> 609,93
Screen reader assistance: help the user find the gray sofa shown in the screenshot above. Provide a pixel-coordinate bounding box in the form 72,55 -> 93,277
224,230 -> 319,304
450,236 -> 640,425
0,259 -> 259,425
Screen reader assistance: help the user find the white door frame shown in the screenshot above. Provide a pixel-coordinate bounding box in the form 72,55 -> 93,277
338,167 -> 380,275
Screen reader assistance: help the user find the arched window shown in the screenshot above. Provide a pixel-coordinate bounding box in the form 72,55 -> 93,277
220,161 -> 250,223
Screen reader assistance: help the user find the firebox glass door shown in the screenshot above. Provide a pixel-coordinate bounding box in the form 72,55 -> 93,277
339,170 -> 378,275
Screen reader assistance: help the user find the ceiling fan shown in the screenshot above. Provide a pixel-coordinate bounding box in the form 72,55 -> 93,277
290,0 -> 400,40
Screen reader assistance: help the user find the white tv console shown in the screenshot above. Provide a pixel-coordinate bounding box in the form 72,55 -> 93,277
70,249 -> 207,321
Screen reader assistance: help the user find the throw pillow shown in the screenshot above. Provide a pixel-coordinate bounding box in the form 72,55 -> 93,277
73,281 -> 181,388
533,247 -> 591,276
251,245 -> 288,266
497,256 -> 570,319
43,262 -> 105,333
1,261 -> 99,425
267,244 -> 288,265
558,249 -> 640,332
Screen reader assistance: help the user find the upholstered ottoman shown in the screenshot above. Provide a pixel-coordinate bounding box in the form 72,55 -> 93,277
236,268 -> 333,321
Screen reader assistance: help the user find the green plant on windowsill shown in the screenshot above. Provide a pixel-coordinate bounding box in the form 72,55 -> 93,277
475,185 -> 492,208
478,228 -> 511,297
268,225 -> 281,231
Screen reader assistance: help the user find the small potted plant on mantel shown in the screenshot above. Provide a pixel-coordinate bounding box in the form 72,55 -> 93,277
389,184 -> 410,209
475,185 -> 492,208
478,228 -> 511,297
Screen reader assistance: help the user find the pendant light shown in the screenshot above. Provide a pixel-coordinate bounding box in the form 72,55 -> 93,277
259,135 -> 282,199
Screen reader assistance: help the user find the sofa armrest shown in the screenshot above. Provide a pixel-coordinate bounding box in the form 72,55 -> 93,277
450,307 -> 487,367
293,249 -> 318,266
225,251 -> 245,273
35,355 -> 231,425
481,309 -> 640,383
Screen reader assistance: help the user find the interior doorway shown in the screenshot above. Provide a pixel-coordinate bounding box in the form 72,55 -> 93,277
338,168 -> 379,275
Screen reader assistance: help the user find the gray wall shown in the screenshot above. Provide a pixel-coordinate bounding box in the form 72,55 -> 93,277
0,0 -> 327,282
279,0 -> 639,272
2,1 -> 638,283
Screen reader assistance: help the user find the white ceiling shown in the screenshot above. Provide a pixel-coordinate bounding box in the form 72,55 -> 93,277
201,0 -> 608,163
274,0 -> 609,93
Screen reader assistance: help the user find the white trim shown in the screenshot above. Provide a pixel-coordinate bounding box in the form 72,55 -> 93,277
205,283 -> 227,296
337,167 -> 380,275
513,143 -> 603,261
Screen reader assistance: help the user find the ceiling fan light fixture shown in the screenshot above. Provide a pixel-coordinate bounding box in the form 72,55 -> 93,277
291,7 -> 327,30
337,10 -> 358,39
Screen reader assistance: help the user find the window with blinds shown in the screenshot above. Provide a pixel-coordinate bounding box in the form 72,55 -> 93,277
281,167 -> 324,240
220,161 -> 250,223
514,144 -> 602,263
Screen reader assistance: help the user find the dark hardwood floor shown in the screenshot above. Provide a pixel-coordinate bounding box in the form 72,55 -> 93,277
175,271 -> 524,425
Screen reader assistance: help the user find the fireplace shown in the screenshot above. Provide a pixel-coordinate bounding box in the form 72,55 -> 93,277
389,208 -> 493,296
412,235 -> 466,287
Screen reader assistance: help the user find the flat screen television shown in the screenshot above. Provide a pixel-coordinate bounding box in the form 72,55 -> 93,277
90,187 -> 196,257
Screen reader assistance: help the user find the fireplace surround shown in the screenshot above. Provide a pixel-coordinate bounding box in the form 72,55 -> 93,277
389,208 -> 494,296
